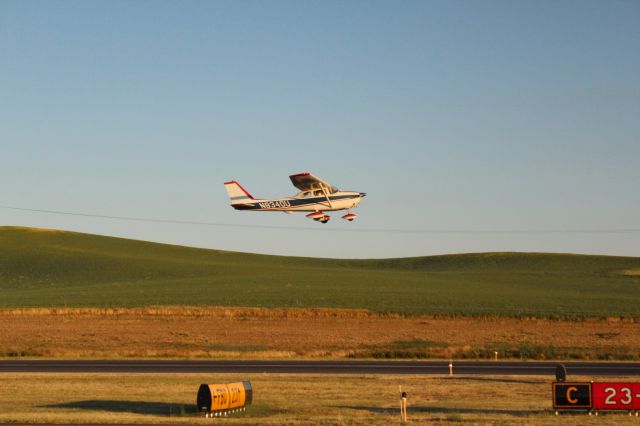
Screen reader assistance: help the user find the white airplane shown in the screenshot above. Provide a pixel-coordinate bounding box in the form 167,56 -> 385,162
224,172 -> 366,223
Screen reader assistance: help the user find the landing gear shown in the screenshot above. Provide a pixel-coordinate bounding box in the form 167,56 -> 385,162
341,212 -> 357,221
306,211 -> 324,221
307,211 -> 330,223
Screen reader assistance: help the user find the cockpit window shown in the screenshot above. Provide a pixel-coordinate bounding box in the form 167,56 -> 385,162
295,186 -> 339,198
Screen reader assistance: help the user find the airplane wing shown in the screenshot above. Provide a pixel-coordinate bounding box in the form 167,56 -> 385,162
289,173 -> 338,193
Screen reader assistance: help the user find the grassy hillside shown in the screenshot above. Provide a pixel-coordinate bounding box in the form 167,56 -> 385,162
1,226 -> 639,317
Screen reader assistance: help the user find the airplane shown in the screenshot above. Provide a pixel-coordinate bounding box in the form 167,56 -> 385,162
224,172 -> 366,223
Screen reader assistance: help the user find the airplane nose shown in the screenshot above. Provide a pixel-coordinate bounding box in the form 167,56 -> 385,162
360,192 -> 367,197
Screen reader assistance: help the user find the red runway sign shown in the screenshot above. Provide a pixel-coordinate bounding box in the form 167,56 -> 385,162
592,383 -> 640,410
553,381 -> 640,412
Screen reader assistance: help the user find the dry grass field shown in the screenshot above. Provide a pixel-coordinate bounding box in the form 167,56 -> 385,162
0,372 -> 638,425
1,307 -> 638,360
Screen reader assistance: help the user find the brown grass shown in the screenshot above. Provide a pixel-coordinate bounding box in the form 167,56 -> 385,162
0,306 -> 380,318
0,373 -> 638,425
1,307 -> 639,360
621,268 -> 640,277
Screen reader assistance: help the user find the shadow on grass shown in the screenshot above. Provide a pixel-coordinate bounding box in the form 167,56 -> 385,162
337,405 -> 542,416
41,400 -> 197,416
41,400 -> 283,418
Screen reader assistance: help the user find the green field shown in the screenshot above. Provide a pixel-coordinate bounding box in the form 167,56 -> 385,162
1,226 -> 639,318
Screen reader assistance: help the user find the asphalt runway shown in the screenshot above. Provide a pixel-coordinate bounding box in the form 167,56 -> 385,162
2,360 -> 640,376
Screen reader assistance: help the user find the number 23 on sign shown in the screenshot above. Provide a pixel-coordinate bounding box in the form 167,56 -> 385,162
592,383 -> 640,410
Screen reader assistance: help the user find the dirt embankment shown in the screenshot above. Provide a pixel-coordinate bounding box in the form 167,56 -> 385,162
1,307 -> 638,359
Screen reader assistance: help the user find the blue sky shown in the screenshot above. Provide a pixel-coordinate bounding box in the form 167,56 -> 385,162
1,0 -> 639,258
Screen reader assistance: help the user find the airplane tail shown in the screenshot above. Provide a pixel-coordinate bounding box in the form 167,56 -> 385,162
224,181 -> 254,205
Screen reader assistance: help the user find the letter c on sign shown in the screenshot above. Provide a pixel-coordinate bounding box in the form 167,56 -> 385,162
566,386 -> 578,404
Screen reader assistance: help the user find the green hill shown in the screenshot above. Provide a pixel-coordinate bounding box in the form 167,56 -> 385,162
1,226 -> 639,318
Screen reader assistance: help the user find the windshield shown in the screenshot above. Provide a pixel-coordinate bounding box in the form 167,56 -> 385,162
295,187 -> 339,198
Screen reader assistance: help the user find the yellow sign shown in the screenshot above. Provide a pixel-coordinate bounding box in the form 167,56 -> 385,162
197,380 -> 253,413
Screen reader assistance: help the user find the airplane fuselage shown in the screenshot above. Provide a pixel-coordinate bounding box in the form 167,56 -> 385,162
232,191 -> 365,212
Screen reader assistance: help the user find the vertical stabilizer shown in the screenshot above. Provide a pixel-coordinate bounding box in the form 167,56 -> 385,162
224,181 -> 254,205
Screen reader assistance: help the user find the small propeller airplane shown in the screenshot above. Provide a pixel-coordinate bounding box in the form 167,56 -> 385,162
224,172 -> 366,223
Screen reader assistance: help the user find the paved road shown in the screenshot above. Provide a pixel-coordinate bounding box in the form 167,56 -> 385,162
1,360 -> 640,376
